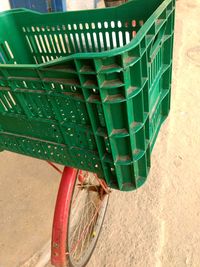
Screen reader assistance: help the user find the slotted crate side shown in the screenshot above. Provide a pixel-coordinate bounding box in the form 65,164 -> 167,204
0,64 -> 105,176
0,11 -> 36,65
0,0 -> 175,191
149,64 -> 173,149
96,1 -> 175,190
148,7 -> 175,149
0,0 -> 165,65
0,132 -> 104,174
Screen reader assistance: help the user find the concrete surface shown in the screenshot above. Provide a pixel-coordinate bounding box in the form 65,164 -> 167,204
0,154 -> 61,267
0,1 -> 10,12
0,0 -> 200,266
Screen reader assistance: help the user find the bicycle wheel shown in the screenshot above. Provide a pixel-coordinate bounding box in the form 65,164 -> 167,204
67,170 -> 109,267
51,167 -> 109,267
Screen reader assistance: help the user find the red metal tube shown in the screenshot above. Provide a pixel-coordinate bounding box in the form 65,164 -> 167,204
51,167 -> 78,267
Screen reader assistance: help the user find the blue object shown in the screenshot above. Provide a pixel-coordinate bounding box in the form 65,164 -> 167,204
9,0 -> 67,12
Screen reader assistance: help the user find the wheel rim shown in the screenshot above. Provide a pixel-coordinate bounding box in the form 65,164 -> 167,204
67,171 -> 109,267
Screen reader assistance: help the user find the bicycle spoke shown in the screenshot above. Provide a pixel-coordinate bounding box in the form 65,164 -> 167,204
67,170 -> 109,266
70,202 -> 101,255
70,200 -> 93,254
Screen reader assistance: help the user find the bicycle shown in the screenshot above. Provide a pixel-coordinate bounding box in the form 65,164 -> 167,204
0,0 -> 175,266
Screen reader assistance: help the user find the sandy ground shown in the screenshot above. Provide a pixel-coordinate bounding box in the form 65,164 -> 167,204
0,0 -> 200,266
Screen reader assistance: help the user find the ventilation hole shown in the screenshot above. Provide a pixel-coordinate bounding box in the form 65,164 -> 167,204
33,56 -> 38,64
99,32 -> 104,50
87,33 -> 92,51
54,34 -> 61,53
92,32 -> 98,52
41,56 -> 46,63
139,20 -> 144,26
112,32 -> 117,48
111,21 -> 115,28
3,95 -> 12,108
0,52 -> 6,63
44,35 -> 51,53
39,35 -> 47,53
0,98 -> 6,111
92,88 -> 98,93
132,20 -> 136,27
49,35 -> 56,53
132,31 -> 136,37
59,34 -> 66,53
23,81 -> 27,88
26,36 -> 34,53
75,33 -> 81,52
34,35 -> 42,53
1,43 -> 10,61
4,41 -> 14,59
118,31 -> 123,46
98,22 -> 102,29
117,21 -> 122,28
125,22 -> 129,28
81,33 -> 87,52
105,32 -> 110,49
64,34 -> 71,53
104,21 -> 108,28
125,32 -> 130,44
70,34 -> 76,52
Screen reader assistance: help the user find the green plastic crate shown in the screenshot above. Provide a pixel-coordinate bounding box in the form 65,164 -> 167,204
0,0 -> 175,191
